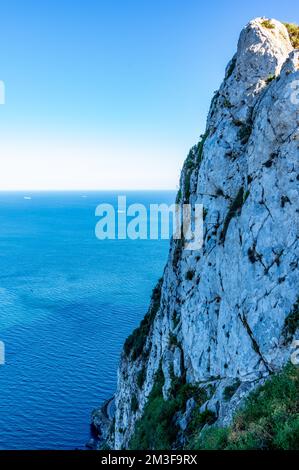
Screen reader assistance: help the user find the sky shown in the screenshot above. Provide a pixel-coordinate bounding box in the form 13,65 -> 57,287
0,0 -> 298,190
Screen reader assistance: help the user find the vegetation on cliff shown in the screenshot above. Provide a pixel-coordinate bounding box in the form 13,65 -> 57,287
192,364 -> 299,450
129,366 -> 212,450
113,17 -> 299,451
177,132 -> 208,204
124,279 -> 162,360
284,22 -> 299,48
129,363 -> 299,450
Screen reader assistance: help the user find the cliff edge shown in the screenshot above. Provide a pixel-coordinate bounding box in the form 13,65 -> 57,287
98,18 -> 299,450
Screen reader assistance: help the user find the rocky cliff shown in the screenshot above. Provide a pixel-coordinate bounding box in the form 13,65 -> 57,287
105,18 -> 299,450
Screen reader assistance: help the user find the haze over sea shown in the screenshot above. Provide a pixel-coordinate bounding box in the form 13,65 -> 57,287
0,191 -> 175,449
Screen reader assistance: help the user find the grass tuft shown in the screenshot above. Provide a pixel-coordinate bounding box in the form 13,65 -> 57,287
124,279 -> 163,360
284,22 -> 299,49
261,19 -> 274,30
193,363 -> 299,450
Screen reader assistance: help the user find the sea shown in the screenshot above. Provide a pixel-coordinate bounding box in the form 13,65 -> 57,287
0,191 -> 175,449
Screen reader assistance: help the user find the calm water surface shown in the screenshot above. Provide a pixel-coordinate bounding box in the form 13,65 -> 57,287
0,191 -> 175,449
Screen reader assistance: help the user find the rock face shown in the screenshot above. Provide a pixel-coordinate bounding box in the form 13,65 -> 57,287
113,18 -> 299,449
90,397 -> 115,449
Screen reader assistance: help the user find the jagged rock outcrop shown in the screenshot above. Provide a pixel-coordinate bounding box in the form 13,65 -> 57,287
111,18 -> 299,449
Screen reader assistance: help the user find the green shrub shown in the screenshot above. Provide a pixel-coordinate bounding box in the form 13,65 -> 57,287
196,132 -> 208,166
265,74 -> 276,84
130,367 -> 209,450
223,379 -> 241,400
186,408 -> 217,448
181,132 -> 208,203
195,427 -> 229,449
226,57 -> 236,79
176,189 -> 182,203
129,367 -> 178,449
284,22 -> 299,48
261,19 -> 274,29
130,364 -> 299,451
182,147 -> 197,202
170,380 -> 208,411
184,172 -> 192,202
194,363 -> 299,450
124,279 -> 163,359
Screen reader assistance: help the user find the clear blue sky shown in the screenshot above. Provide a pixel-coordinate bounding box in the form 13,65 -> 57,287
0,0 -> 298,190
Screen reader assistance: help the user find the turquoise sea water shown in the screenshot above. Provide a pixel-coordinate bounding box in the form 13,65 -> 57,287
0,191 -> 175,449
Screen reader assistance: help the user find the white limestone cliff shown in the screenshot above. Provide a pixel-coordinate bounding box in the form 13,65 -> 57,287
111,18 -> 299,449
